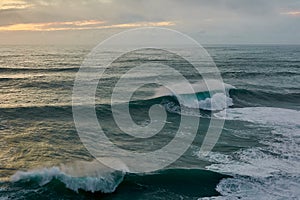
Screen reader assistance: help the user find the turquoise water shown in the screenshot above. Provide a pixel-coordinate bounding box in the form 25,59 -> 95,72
0,45 -> 299,199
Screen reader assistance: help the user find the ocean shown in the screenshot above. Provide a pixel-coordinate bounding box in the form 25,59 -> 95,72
0,45 -> 299,199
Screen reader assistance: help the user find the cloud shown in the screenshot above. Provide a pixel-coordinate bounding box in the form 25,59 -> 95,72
0,20 -> 175,31
0,0 -> 33,11
0,0 -> 300,44
281,11 -> 300,16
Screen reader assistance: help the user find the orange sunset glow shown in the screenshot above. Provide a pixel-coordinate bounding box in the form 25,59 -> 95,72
0,0 -> 299,44
281,11 -> 300,16
0,20 -> 175,31
0,0 -> 33,10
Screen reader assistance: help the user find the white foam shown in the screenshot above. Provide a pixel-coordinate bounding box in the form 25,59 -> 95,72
198,93 -> 233,111
215,176 -> 300,200
154,80 -> 235,97
210,108 -> 300,172
214,107 -> 300,127
200,148 -> 300,199
11,160 -> 126,193
165,93 -> 233,111
200,107 -> 300,199
205,148 -> 300,178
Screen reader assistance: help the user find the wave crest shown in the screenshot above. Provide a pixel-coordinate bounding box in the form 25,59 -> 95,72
11,160 -> 126,193
154,80 -> 234,111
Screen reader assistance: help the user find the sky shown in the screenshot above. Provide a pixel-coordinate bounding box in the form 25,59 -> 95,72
0,0 -> 299,45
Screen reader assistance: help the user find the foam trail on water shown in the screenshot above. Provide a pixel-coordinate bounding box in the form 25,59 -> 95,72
199,107 -> 300,199
214,107 -> 300,126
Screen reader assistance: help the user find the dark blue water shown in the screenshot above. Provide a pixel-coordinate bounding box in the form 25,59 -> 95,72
0,45 -> 299,199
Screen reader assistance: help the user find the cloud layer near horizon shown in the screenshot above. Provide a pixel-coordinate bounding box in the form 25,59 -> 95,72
0,0 -> 299,44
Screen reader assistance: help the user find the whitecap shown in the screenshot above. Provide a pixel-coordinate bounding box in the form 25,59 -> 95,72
11,160 -> 127,193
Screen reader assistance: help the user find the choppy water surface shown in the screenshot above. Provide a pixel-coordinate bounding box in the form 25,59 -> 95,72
0,45 -> 299,199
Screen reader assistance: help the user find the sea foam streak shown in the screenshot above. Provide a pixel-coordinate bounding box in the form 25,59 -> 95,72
11,160 -> 126,193
201,107 -> 300,199
214,107 -> 300,126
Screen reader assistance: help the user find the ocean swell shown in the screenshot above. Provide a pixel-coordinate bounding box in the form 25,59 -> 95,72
11,161 -> 125,193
